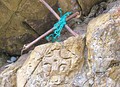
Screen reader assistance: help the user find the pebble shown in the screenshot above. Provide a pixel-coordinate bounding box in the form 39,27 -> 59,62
7,56 -> 17,63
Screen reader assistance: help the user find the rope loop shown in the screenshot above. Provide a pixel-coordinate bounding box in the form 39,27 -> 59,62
46,8 -> 72,42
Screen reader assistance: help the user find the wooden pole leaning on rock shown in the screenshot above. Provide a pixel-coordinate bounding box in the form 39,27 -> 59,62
39,0 -> 78,36
21,0 -> 80,54
21,11 -> 80,54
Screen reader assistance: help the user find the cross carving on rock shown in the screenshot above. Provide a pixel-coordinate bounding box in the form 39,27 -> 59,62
21,0 -> 79,54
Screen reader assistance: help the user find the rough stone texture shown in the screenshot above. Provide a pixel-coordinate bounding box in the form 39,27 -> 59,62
86,5 -> 120,73
0,53 -> 30,87
71,1 -> 120,87
86,3 -> 120,86
0,36 -> 85,87
58,0 -> 103,15
0,1 -> 120,87
0,0 -> 57,55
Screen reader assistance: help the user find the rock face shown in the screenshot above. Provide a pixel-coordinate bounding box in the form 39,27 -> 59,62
77,0 -> 103,15
58,0 -> 103,15
58,0 -> 81,13
86,4 -> 120,73
0,1 -> 120,87
86,3 -> 120,87
72,2 -> 120,86
0,53 -> 30,87
0,0 -> 57,55
0,36 -> 85,87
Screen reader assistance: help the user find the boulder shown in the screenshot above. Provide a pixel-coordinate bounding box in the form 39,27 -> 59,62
0,0 -> 57,55
0,1 -> 120,87
86,3 -> 120,73
73,2 -> 120,87
0,36 -> 85,87
86,2 -> 120,86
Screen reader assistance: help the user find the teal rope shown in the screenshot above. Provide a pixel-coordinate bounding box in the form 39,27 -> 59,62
58,8 -> 62,17
46,8 -> 72,42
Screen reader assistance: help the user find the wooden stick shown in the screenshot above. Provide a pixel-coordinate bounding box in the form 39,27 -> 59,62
39,0 -> 78,36
21,12 -> 79,52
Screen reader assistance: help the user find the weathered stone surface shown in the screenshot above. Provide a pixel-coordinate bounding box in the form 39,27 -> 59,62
0,36 -> 85,87
86,5 -> 120,73
108,66 -> 120,84
72,2 -> 120,86
58,0 -> 103,15
86,2 -> 120,86
17,36 -> 85,87
0,1 -> 120,87
0,53 -> 30,87
0,0 -> 57,55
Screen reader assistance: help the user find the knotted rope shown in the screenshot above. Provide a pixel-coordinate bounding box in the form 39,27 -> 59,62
46,8 -> 72,42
